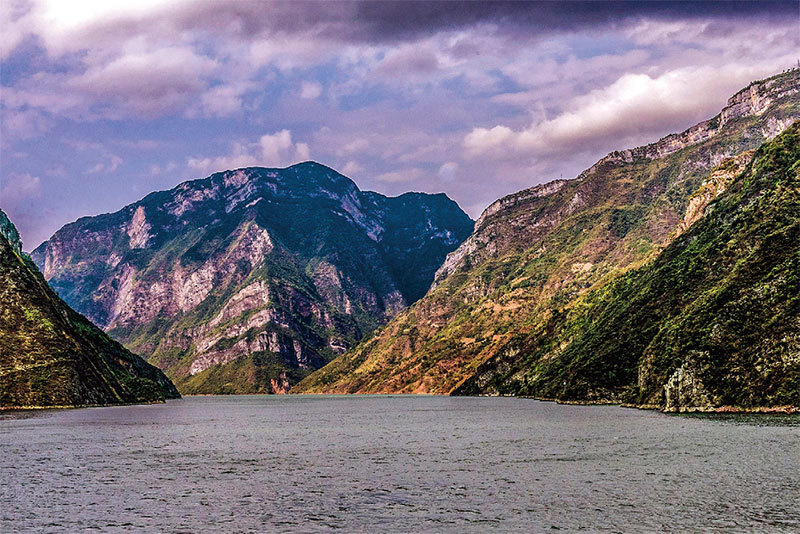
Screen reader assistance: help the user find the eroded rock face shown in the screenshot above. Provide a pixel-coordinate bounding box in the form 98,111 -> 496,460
664,357 -> 714,412
32,162 -> 473,393
127,206 -> 152,249
434,180 -> 569,287
296,70 -> 800,405
598,72 -> 799,166
672,150 -> 754,238
0,210 -> 23,254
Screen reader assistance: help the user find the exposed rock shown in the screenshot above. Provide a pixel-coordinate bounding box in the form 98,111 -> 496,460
673,150 -> 754,237
127,206 -> 152,249
664,356 -> 714,412
32,162 -> 473,394
434,180 -> 568,286
271,373 -> 291,394
296,70 -> 800,410
595,71 -> 799,166
0,210 -> 22,254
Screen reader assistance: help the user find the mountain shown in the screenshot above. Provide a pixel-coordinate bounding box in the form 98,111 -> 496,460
0,209 -> 179,408
296,70 -> 800,411
456,122 -> 800,411
32,162 -> 473,394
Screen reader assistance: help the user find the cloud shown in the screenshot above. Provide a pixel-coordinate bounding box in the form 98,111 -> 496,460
0,172 -> 42,205
149,161 -> 177,176
465,62 -> 794,160
341,160 -> 364,176
45,165 -> 67,177
0,0 -> 34,60
373,44 -> 440,78
187,143 -> 261,175
193,83 -> 246,117
300,81 -> 322,99
2,0 -> 797,251
7,1 -> 793,64
351,1 -> 797,44
259,130 -> 311,165
0,108 -> 54,139
187,130 -> 311,175
464,126 -> 514,155
295,142 -> 310,161
437,162 -> 458,182
70,47 -> 218,117
336,138 -> 370,157
85,154 -> 123,174
2,0 -> 794,134
258,130 -> 293,165
498,49 -> 650,95
86,162 -> 104,174
2,48 -> 222,122
374,167 -> 426,184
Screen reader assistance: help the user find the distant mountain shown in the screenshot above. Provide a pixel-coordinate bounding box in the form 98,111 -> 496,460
296,70 -> 800,411
33,162 -> 473,394
0,209 -> 179,408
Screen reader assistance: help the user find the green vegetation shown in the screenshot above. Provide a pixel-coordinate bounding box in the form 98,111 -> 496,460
177,351 -> 311,395
297,71 -> 800,411
457,122 -> 800,410
33,162 -> 473,394
0,210 -> 179,408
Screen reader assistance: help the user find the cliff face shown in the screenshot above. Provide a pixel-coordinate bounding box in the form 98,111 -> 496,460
436,70 -> 800,286
33,162 -> 473,394
296,70 -> 800,410
457,122 -> 800,411
0,210 -> 179,408
0,212 -> 22,255
599,70 -> 798,165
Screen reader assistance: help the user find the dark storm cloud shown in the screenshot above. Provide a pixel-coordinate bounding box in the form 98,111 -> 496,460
325,1 -> 796,43
62,1 -> 793,46
2,0 -> 797,248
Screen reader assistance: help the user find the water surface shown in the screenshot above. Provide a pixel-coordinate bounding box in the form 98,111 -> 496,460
1,395 -> 798,532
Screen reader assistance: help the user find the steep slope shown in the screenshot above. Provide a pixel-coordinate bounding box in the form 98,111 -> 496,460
296,69 -> 800,398
457,122 -> 800,411
0,210 -> 179,408
33,162 -> 473,394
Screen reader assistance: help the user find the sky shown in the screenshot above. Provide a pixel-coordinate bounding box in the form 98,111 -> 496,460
1,1 -> 798,250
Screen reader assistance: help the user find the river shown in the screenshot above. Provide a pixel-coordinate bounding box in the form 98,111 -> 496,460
1,395 -> 798,532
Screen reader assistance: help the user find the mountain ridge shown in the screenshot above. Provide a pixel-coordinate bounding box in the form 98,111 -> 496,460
296,69 -> 800,410
455,122 -> 800,412
0,209 -> 179,408
33,162 -> 474,394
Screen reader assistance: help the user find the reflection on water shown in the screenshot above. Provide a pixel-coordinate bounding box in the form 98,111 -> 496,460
674,412 -> 800,427
1,395 -> 798,532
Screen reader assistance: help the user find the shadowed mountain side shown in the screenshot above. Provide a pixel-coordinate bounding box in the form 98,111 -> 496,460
295,70 -> 800,411
0,210 -> 179,408
32,162 -> 473,394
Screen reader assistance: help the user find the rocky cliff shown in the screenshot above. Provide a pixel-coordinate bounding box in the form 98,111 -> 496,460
33,162 -> 473,394
296,70 -> 800,411
456,122 -> 800,412
0,209 -> 179,408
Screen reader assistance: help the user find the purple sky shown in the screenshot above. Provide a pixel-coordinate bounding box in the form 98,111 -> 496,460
1,1 -> 798,250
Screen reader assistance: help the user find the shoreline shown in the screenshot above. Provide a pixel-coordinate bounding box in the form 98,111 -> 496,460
0,398 -> 172,411
3,393 -> 797,415
518,395 -> 800,414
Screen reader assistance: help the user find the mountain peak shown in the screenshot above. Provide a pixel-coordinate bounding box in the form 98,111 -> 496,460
0,209 -> 23,255
32,163 -> 473,395
296,73 -> 800,407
